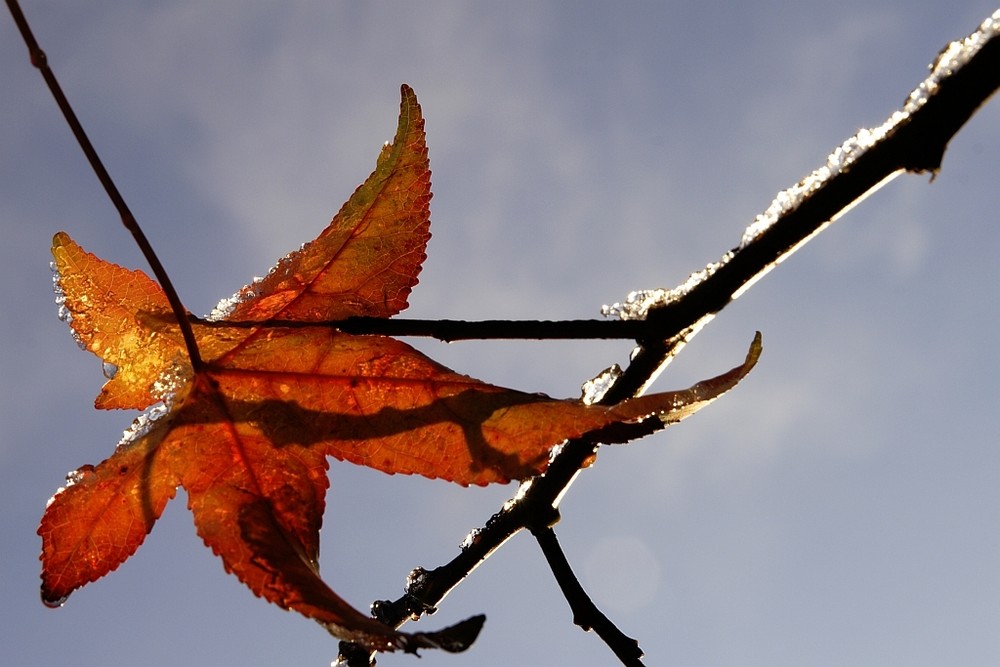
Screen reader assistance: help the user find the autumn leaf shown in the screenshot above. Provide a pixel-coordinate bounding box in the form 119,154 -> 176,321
39,85 -> 760,653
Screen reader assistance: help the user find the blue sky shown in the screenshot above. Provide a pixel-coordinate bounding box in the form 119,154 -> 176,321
2,2 -> 999,666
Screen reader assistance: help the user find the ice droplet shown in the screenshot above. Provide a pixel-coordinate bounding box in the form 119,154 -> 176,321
117,402 -> 171,451
459,528 -> 482,551
901,10 -> 1000,116
405,567 -> 429,590
46,465 -> 98,508
403,567 -> 437,619
207,293 -> 239,321
51,261 -> 86,349
65,464 -> 97,486
737,116 -> 907,251
503,479 -> 535,511
206,282 -> 260,320
112,361 -> 186,450
601,256 -> 732,321
581,365 -> 623,405
102,361 -> 118,379
206,250 -> 300,321
51,262 -> 69,320
42,591 -> 69,608
150,362 -> 187,401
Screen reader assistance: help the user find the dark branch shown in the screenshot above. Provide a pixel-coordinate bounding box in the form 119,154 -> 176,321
339,12 -> 1000,665
5,0 -> 204,371
605,19 -> 1000,400
532,526 -> 645,666
308,316 -> 646,341
193,315 -> 650,341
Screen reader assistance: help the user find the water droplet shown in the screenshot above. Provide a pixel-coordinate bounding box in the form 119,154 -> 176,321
51,263 -> 71,320
459,528 -> 482,551
42,591 -> 70,608
117,402 -> 172,451
102,361 -> 118,379
405,567 -> 428,590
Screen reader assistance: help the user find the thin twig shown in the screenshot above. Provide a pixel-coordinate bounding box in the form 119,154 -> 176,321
5,0 -> 204,370
532,526 -> 645,666
193,315 -> 650,341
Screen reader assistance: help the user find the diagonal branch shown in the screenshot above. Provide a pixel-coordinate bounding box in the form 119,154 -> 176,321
339,10 -> 1000,666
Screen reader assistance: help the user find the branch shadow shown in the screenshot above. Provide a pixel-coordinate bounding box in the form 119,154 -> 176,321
176,386 -> 556,482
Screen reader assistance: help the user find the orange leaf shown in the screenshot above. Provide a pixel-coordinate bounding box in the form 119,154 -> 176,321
215,84 -> 430,323
51,232 -> 183,410
40,85 -> 760,652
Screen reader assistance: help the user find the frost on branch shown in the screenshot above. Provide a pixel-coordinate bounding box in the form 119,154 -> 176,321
603,9 -> 1000,322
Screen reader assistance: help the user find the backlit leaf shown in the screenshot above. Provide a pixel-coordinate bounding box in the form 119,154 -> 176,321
40,85 -> 760,653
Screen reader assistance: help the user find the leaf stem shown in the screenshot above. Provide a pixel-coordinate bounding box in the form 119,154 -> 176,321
6,0 -> 204,370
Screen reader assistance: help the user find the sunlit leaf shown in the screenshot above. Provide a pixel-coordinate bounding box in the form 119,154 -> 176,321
40,86 -> 759,653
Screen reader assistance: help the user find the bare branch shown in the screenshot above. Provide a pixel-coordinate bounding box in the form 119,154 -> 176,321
338,10 -> 1000,664
192,315 -> 651,341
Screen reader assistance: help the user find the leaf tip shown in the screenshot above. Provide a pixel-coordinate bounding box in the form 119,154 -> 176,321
396,613 -> 486,656
52,230 -> 70,248
426,613 -> 487,653
50,231 -> 80,265
748,330 -> 763,366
